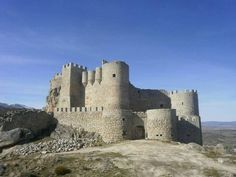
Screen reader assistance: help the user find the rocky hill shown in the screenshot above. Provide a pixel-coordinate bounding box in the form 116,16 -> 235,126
0,102 -> 34,110
1,140 -> 236,177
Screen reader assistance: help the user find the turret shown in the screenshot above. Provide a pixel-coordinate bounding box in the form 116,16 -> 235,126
88,70 -> 95,85
169,90 -> 202,145
95,67 -> 102,83
101,61 -> 129,109
169,90 -> 199,116
82,71 -> 88,86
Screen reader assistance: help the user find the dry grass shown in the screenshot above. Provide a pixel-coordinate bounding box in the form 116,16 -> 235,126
203,168 -> 221,177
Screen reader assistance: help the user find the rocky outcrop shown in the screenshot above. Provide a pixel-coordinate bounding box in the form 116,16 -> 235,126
0,110 -> 57,137
46,88 -> 60,113
8,125 -> 104,156
0,128 -> 34,149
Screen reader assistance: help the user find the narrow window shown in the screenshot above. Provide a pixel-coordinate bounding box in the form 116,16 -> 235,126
182,102 -> 184,105
122,118 -> 125,121
160,134 -> 162,136
112,74 -> 116,77
156,134 -> 159,136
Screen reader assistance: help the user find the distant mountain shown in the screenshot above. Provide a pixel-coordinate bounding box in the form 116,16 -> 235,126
202,121 -> 236,129
0,102 -> 34,110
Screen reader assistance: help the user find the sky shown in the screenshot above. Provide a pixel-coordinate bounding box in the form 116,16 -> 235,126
0,0 -> 235,121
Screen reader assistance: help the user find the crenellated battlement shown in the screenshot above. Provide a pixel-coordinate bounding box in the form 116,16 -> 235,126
52,73 -> 62,80
62,62 -> 87,70
178,115 -> 200,122
169,89 -> 198,95
55,106 -> 104,112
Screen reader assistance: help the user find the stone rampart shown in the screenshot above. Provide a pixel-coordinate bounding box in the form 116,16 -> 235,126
54,107 -> 103,134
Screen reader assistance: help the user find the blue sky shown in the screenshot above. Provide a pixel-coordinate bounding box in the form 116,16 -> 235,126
0,0 -> 235,121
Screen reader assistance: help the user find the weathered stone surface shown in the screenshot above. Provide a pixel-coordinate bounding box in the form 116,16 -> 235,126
8,125 -> 104,156
0,110 -> 57,137
0,128 -> 34,149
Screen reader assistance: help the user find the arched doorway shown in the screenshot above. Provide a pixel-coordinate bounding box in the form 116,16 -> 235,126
134,125 -> 145,139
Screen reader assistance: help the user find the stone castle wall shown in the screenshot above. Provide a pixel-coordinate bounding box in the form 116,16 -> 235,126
54,107 -> 103,134
129,85 -> 171,111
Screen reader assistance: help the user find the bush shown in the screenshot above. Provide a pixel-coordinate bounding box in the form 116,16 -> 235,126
20,173 -> 38,177
54,166 -> 71,176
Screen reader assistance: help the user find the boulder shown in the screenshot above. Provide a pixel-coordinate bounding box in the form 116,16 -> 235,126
0,110 -> 57,137
0,128 -> 34,149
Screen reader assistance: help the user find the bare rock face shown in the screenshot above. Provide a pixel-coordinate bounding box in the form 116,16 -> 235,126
0,128 -> 34,149
0,110 -> 57,137
7,124 -> 104,156
46,88 -> 60,113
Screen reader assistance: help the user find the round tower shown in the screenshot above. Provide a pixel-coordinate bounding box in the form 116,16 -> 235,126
102,109 -> 132,143
101,61 -> 131,143
169,90 -> 199,116
82,71 -> 88,86
101,61 -> 129,109
146,109 -> 177,141
95,67 -> 102,84
87,70 -> 95,85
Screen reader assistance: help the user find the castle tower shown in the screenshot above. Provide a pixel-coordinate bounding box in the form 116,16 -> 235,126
169,90 -> 199,116
58,63 -> 85,108
169,90 -> 202,145
101,61 -> 129,109
101,61 -> 131,143
146,109 -> 177,141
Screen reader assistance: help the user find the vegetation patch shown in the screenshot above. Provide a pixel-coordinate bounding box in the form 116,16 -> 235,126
96,152 -> 125,158
203,168 -> 221,177
2,151 -> 133,177
54,166 -> 71,175
204,150 -> 222,159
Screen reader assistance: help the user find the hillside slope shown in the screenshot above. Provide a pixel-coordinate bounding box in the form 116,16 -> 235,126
1,140 -> 236,177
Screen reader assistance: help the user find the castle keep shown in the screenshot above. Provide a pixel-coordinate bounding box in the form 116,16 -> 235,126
46,60 -> 202,145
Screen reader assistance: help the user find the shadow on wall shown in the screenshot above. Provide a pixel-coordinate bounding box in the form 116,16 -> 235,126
129,85 -> 171,112
128,112 -> 146,140
177,119 -> 202,145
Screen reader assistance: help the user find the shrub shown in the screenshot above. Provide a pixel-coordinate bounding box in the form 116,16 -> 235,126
54,166 -> 71,176
20,173 -> 38,177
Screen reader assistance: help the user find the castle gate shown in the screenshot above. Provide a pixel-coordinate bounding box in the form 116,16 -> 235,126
134,125 -> 145,139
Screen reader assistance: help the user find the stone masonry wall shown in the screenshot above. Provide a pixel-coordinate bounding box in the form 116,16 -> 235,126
146,109 -> 177,141
129,85 -> 171,112
54,107 -> 103,135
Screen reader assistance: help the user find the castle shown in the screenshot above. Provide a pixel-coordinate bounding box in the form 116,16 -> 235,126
46,60 -> 202,145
